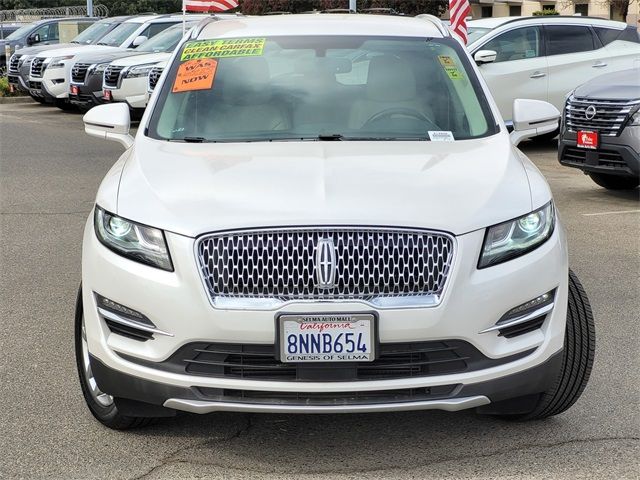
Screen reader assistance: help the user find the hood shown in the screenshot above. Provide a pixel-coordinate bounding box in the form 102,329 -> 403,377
574,68 -> 640,101
73,48 -> 145,65
13,43 -> 75,57
111,51 -> 171,67
39,44 -> 116,59
114,133 -> 534,238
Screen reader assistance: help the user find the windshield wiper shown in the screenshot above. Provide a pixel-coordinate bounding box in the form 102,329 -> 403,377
317,133 -> 344,141
182,136 -> 206,143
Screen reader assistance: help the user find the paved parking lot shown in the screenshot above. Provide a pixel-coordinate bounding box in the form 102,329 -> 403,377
1,102 -> 638,479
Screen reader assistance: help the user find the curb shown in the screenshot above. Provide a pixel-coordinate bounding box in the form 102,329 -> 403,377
0,96 -> 35,104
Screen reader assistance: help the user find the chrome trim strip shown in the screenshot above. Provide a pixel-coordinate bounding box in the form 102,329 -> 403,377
479,303 -> 554,334
193,226 -> 457,311
97,307 -> 174,337
164,395 -> 490,414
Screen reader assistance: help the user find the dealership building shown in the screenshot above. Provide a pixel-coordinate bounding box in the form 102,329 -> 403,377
461,1 -> 640,25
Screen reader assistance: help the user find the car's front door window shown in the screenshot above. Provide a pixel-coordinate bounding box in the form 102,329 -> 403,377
482,27 -> 542,62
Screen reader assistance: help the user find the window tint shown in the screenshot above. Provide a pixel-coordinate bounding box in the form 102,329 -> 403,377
593,27 -> 621,46
140,22 -> 177,40
482,27 -> 542,62
546,25 -> 595,55
619,26 -> 640,43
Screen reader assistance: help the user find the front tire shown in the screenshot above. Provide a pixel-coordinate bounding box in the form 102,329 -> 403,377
588,172 -> 639,190
493,270 -> 595,421
74,287 -> 154,429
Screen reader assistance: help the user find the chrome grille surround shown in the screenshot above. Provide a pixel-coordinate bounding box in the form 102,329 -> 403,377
196,227 -> 456,310
147,66 -> 164,92
8,54 -> 21,74
565,96 -> 640,137
30,57 -> 47,78
103,64 -> 125,88
71,62 -> 91,84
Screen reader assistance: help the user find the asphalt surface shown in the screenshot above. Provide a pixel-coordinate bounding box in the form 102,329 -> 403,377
1,102 -> 639,480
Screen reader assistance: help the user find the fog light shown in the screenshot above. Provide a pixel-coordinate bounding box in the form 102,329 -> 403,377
95,294 -> 153,326
500,290 -> 555,323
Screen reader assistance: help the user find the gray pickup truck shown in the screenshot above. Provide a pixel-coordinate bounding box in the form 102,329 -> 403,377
559,69 -> 640,190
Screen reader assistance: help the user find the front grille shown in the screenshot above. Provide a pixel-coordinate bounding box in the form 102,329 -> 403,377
103,64 -> 124,88
71,62 -> 91,84
28,80 -> 42,91
197,227 -> 454,306
30,57 -> 46,78
148,66 -> 164,91
119,340 -> 535,382
565,97 -> 639,137
8,54 -> 21,74
197,384 -> 459,405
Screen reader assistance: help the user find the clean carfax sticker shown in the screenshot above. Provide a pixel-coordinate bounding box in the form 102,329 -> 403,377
173,58 -> 218,93
181,38 -> 266,61
438,55 -> 464,80
428,131 -> 455,142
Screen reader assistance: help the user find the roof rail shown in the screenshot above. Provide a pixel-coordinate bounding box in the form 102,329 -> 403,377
487,15 -> 624,28
192,14 -> 231,38
416,14 -> 449,37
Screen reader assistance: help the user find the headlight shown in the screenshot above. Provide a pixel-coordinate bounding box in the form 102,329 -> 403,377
629,110 -> 640,127
48,55 -> 74,69
90,63 -> 108,74
94,206 -> 173,271
478,202 -> 555,269
125,64 -> 157,79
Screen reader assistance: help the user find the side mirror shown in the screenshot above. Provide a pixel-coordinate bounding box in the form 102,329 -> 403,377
27,33 -> 40,45
474,49 -> 497,65
510,99 -> 560,147
83,103 -> 134,149
132,35 -> 148,47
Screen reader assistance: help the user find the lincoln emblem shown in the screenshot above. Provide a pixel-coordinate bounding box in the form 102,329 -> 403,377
315,238 -> 337,289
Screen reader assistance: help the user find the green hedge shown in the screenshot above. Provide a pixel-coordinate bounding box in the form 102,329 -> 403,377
533,9 -> 560,15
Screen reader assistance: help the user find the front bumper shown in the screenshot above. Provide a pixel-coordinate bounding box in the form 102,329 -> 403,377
38,63 -> 72,99
69,72 -> 105,108
82,213 -> 569,415
559,129 -> 640,177
110,76 -> 149,109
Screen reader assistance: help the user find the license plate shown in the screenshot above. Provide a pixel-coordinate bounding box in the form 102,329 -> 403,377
577,130 -> 598,150
103,89 -> 112,101
70,85 -> 79,95
279,313 -> 375,363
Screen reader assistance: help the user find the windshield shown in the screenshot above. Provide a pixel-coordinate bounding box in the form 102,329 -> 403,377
97,22 -> 139,47
138,24 -> 191,53
467,27 -> 491,45
71,20 -> 116,44
148,36 -> 497,143
5,23 -> 34,41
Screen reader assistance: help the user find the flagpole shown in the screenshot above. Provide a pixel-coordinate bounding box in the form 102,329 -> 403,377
182,0 -> 186,36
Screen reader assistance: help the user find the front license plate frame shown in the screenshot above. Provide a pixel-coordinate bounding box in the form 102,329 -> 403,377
276,312 -> 378,363
577,130 -> 599,150
70,85 -> 79,96
103,89 -> 112,101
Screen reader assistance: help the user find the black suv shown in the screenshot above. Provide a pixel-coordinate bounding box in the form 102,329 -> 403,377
559,69 -> 640,190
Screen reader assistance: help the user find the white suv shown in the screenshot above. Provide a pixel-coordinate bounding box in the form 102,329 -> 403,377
78,14 -> 595,429
468,16 -> 640,125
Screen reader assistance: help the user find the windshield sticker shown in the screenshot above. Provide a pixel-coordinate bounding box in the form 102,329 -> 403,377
173,59 -> 218,93
438,55 -> 464,80
428,131 -> 455,142
180,38 -> 266,61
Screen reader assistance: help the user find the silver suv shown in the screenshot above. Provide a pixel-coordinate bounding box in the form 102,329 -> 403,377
559,69 -> 640,190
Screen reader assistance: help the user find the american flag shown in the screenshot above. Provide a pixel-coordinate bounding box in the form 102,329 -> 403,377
183,0 -> 239,12
449,0 -> 471,44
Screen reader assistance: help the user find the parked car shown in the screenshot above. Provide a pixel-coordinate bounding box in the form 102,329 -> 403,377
559,68 -> 640,190
1,17 -> 98,73
145,62 -> 167,105
77,14 -> 595,429
26,15 -> 188,110
7,17 -> 132,101
0,23 -> 28,40
102,22 -> 202,114
468,16 -> 640,130
70,20 -> 208,111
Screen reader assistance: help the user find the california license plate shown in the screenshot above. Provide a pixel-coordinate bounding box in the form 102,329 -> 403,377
279,313 -> 375,363
577,130 -> 598,149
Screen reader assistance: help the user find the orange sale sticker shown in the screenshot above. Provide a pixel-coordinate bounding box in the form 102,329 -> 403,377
172,58 -> 218,93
